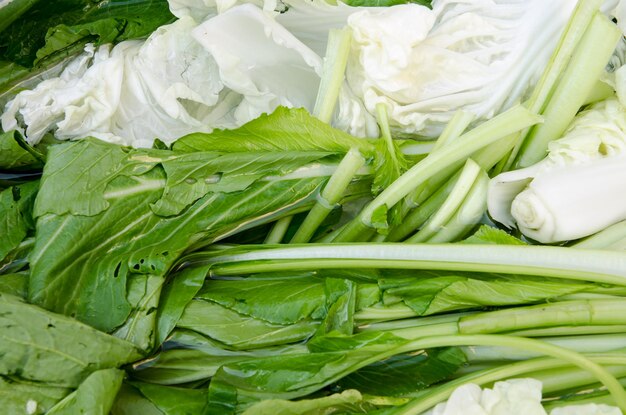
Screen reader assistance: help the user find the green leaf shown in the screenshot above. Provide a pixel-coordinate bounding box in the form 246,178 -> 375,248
370,203 -> 390,234
131,329 -> 308,385
0,271 -> 28,298
0,293 -> 140,387
337,347 -> 466,396
383,274 -> 594,316
0,130 -> 44,170
112,274 -> 164,352
173,106 -> 374,155
0,181 -> 38,262
197,276 -> 328,325
28,139 -> 330,332
177,300 -> 319,350
47,368 -> 124,415
156,265 -> 210,345
241,389 -> 370,415
462,225 -> 526,245
0,375 -> 70,415
152,151 -> 330,216
0,0 -> 40,33
315,278 -> 356,337
131,382 -> 209,415
111,383 -> 163,415
0,0 -> 174,68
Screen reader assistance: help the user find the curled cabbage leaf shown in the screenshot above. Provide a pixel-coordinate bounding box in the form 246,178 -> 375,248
344,0 -> 578,137
488,98 -> 626,243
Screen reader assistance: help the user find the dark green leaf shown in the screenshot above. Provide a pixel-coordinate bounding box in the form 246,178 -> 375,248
0,181 -> 38,262
0,292 -> 140,387
337,347 -> 466,396
47,368 -> 124,415
0,0 -> 174,68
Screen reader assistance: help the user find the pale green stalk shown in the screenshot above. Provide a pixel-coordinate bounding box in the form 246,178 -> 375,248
264,216 -> 293,244
312,28 -> 352,123
290,149 -> 365,243
424,170 -> 489,243
385,336 -> 626,414
204,244 -> 626,286
332,105 -> 541,242
502,0 -> 604,170
573,220 -> 626,250
406,160 -> 482,242
514,13 -> 622,168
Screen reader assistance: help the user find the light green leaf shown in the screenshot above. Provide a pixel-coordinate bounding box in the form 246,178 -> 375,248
0,130 -> 44,170
173,106 -> 374,155
462,225 -> 526,245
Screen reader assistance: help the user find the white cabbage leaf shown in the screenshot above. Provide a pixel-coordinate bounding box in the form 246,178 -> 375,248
424,378 -> 622,415
487,98 -> 626,243
344,0 -> 578,138
191,3 -> 323,128
0,3 -> 335,148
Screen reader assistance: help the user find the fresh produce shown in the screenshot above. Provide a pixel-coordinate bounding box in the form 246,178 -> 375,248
1,0 -> 626,414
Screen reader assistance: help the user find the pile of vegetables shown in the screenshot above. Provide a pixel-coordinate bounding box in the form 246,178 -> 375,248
1,0 -> 626,414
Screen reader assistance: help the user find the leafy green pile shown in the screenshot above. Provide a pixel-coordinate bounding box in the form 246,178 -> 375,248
1,0 -> 626,414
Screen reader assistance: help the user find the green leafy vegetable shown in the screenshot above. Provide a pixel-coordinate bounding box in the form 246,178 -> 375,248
0,292 -> 140,387
0,130 -> 44,170
0,180 -> 38,262
46,368 -> 124,415
28,138 -> 339,333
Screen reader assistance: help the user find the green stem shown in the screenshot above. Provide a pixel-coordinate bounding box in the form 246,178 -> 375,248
406,111 -> 475,207
406,160 -> 482,243
205,244 -> 626,286
333,105 -> 541,242
514,13 -> 622,168
387,335 -> 626,414
459,299 -> 626,334
502,0 -> 604,170
290,149 -> 365,243
424,170 -> 488,243
313,28 -> 352,124
263,216 -> 293,244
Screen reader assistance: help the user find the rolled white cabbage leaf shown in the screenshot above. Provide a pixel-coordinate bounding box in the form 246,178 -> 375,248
488,99 -> 626,243
424,378 -> 621,415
